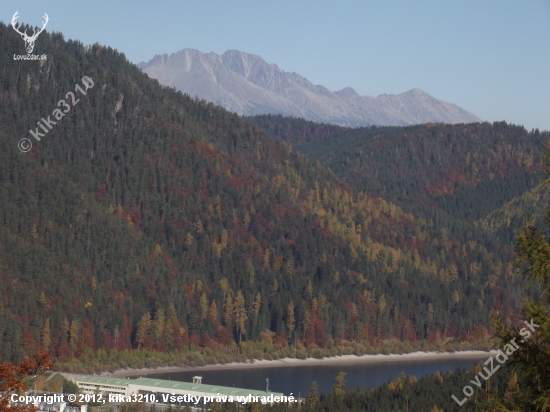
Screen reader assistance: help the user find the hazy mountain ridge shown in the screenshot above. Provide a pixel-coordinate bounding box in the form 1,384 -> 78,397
138,49 -> 481,126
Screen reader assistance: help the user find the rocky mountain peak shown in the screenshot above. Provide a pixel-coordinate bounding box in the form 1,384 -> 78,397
139,49 -> 481,126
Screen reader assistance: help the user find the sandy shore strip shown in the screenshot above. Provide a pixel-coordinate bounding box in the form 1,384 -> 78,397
107,350 -> 495,377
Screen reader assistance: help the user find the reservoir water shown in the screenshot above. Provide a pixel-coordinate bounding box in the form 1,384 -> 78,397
137,354 -> 488,397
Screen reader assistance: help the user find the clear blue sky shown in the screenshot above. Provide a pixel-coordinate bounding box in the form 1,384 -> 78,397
2,0 -> 549,130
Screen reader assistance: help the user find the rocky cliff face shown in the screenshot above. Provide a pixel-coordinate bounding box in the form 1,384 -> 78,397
139,49 -> 481,126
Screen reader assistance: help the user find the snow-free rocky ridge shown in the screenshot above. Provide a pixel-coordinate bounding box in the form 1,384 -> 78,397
138,49 -> 481,126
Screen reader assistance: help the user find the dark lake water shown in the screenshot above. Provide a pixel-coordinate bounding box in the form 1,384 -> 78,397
135,354 -> 488,397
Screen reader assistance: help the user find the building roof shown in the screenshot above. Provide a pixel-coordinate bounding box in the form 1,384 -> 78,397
131,377 -> 282,397
76,376 -> 131,387
77,375 -> 283,397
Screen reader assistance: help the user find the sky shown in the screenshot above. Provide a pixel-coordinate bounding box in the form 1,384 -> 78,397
2,0 -> 549,130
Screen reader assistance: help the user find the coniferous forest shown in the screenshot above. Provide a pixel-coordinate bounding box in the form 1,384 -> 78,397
248,115 -> 546,241
0,20 -> 549,404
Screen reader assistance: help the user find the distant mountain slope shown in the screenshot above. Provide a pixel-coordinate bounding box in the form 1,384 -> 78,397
138,49 -> 481,126
249,115 -> 548,236
476,184 -> 550,244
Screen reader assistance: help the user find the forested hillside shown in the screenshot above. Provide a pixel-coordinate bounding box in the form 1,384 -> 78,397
249,115 -> 547,239
0,23 -> 522,369
476,183 -> 550,244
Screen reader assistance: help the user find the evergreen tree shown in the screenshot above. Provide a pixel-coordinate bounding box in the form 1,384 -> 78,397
304,381 -> 319,411
478,148 -> 550,410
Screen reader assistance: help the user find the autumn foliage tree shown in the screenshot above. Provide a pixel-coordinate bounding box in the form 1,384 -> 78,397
0,350 -> 53,412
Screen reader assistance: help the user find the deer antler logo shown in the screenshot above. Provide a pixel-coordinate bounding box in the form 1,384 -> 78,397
11,11 -> 49,54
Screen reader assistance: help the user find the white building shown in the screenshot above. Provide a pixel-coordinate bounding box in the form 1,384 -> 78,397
76,375 -> 284,407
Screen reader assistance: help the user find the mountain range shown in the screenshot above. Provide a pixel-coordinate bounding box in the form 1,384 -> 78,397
2,21 -> 545,376
0,22 -> 525,367
138,49 -> 481,126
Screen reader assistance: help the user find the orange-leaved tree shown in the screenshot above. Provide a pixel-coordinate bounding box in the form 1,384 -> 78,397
0,350 -> 53,412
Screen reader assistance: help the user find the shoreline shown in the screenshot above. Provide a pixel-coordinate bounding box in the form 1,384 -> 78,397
107,350 -> 495,378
